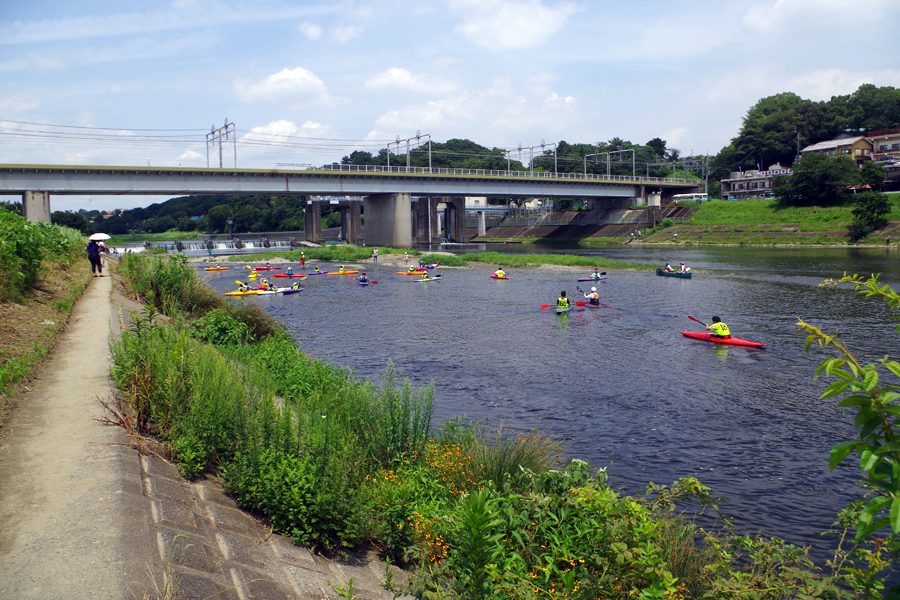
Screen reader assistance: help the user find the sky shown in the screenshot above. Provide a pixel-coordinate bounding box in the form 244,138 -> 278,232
2,0 -> 899,212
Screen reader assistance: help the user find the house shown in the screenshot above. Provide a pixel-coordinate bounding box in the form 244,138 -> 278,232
720,163 -> 792,201
869,128 -> 900,163
800,135 -> 873,167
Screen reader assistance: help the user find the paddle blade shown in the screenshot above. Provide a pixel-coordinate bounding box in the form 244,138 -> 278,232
575,302 -> 586,306
688,315 -> 706,325
601,272 -> 607,275
371,281 -> 378,284
540,304 -> 551,309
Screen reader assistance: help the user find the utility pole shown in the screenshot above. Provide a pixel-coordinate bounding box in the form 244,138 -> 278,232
206,119 -> 236,168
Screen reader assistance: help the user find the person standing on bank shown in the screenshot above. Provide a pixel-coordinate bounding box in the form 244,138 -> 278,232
86,239 -> 103,277
373,247 -> 378,263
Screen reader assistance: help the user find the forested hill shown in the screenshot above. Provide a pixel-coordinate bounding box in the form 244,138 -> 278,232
711,83 -> 900,179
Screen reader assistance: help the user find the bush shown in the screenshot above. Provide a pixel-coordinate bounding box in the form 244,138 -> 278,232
661,218 -> 674,228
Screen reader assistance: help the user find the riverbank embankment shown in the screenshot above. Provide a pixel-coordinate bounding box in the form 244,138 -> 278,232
0,260 -> 406,600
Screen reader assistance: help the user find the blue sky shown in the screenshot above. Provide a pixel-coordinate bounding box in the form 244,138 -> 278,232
2,0 -> 899,212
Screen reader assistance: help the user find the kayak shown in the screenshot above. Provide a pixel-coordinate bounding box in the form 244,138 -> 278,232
656,268 -> 691,279
398,271 -> 427,275
307,271 -> 327,275
680,331 -> 766,347
358,281 -> 370,286
272,273 -> 306,278
251,266 -> 281,271
556,306 -> 573,315
415,276 -> 441,282
327,270 -> 358,275
204,266 -> 230,271
279,288 -> 303,294
225,290 -> 258,296
577,276 -> 608,282
490,275 -> 510,279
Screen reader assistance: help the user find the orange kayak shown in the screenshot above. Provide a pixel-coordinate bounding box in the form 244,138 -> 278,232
327,270 -> 359,275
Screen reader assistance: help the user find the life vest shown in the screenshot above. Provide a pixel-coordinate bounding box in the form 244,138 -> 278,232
709,322 -> 730,337
557,297 -> 569,309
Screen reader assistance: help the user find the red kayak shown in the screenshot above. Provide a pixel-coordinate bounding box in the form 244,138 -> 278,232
272,273 -> 305,278
252,266 -> 281,271
680,331 -> 766,347
490,275 -> 510,279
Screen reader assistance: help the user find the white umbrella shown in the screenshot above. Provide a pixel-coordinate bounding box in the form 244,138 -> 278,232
88,233 -> 111,241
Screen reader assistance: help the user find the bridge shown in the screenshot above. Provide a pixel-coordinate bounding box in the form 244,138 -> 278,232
1,163 -> 703,246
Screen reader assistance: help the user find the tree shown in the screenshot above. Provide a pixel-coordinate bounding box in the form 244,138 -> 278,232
860,161 -> 886,191
773,153 -> 858,206
51,211 -> 91,233
645,138 -> 666,159
850,190 -> 891,240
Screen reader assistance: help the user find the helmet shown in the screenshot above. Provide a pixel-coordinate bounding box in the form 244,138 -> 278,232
362,271 -> 366,275
591,287 -> 596,292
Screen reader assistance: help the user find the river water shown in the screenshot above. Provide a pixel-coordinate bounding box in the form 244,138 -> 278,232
203,245 -> 900,564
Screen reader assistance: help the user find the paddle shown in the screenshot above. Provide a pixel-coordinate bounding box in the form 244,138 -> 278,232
575,302 -> 586,306
688,315 -> 708,327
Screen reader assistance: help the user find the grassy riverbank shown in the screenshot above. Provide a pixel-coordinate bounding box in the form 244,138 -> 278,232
102,252 -> 878,598
0,211 -> 90,425
642,197 -> 900,246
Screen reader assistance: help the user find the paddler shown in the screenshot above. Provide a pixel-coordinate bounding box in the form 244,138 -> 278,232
557,291 -> 569,310
706,316 -> 731,339
408,265 -> 417,273
679,262 -> 691,273
300,251 -> 306,266
358,271 -> 369,283
287,265 -> 294,276
291,281 -> 301,290
260,278 -> 270,291
314,266 -> 321,273
338,265 -> 345,274
495,267 -> 506,278
590,268 -> 603,280
422,271 -> 430,280
663,262 -> 675,272
583,286 -> 600,305
238,283 -> 249,292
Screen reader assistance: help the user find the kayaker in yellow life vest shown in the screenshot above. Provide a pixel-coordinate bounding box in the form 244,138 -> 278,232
314,266 -> 321,273
495,267 -> 506,278
706,316 -> 730,338
338,265 -> 345,274
422,271 -> 430,280
238,283 -> 249,292
408,265 -> 417,273
260,278 -> 270,290
291,281 -> 301,290
557,291 -> 569,309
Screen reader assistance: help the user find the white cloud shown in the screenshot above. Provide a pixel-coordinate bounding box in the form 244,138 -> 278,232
451,0 -> 579,50
298,21 -> 322,40
371,78 -> 579,144
179,149 -> 202,159
365,67 -> 456,94
742,0 -> 899,34
233,67 -> 333,107
332,25 -> 362,43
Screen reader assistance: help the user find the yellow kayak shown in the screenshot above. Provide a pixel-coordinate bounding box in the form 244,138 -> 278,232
204,266 -> 230,271
225,290 -> 259,296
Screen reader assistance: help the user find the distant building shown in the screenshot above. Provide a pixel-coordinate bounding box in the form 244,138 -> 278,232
800,135 -> 873,167
720,163 -> 792,201
869,128 -> 900,162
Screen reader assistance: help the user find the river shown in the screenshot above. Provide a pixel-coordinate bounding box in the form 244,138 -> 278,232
203,244 -> 900,565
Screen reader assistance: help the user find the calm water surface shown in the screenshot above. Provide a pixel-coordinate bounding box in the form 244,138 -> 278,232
205,246 -> 900,564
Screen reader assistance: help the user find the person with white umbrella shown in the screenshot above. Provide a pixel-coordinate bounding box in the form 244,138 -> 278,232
86,233 -> 109,277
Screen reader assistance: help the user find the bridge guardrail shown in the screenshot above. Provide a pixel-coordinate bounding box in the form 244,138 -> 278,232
312,163 -> 701,185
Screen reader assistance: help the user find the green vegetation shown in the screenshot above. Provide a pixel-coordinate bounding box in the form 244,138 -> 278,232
231,245 -> 415,265
106,252 -> 900,597
459,251 -> 656,271
798,274 -> 900,597
0,210 -> 92,412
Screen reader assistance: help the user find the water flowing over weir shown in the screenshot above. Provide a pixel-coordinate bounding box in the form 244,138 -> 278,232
202,246 -> 900,566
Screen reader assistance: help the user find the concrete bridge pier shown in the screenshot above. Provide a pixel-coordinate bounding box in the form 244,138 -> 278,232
440,197 -> 466,242
413,196 -> 438,245
304,200 -> 324,244
363,193 -> 412,248
341,202 -> 362,244
23,191 -> 51,223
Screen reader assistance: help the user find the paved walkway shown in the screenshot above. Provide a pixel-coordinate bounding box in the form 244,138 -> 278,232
0,267 -> 408,600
